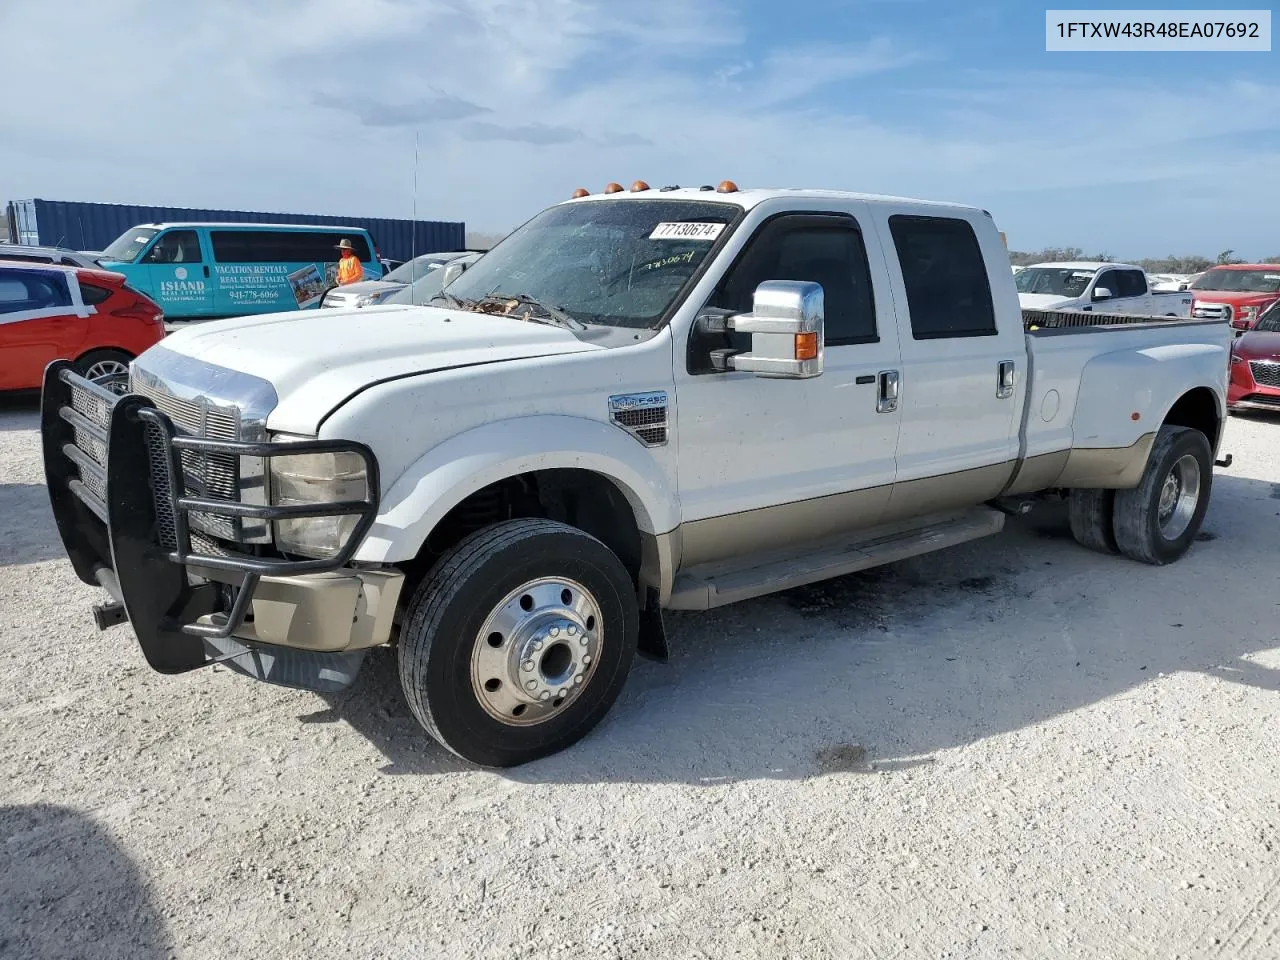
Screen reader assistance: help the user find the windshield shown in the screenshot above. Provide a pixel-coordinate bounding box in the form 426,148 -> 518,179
383,254 -> 455,285
385,265 -> 452,304
1255,301 -> 1280,332
1191,268 -> 1280,294
1014,267 -> 1096,298
443,198 -> 741,329
102,227 -> 158,262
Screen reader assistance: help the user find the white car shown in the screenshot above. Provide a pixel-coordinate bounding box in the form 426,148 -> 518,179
43,184 -> 1231,767
320,251 -> 476,309
1016,261 -> 1192,316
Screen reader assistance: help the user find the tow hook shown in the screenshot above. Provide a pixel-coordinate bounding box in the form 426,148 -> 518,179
92,601 -> 128,631
1215,454 -> 1233,468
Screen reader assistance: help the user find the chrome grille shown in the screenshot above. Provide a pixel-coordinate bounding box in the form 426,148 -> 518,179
1250,360 -> 1280,389
131,375 -> 242,540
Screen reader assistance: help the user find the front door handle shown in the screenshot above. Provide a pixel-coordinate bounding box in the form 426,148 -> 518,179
877,370 -> 899,413
997,360 -> 1016,399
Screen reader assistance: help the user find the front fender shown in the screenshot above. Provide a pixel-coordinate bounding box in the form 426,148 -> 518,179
354,415 -> 678,563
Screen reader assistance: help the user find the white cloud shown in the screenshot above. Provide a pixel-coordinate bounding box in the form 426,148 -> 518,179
1,0 -> 1276,256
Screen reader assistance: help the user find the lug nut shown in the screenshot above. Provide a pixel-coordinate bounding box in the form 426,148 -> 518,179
540,691 -> 551,701
573,675 -> 584,685
582,655 -> 592,665
532,640 -> 543,652
522,659 -> 535,672
567,625 -> 577,636
550,626 -> 560,637
558,688 -> 567,697
525,680 -> 537,691
579,636 -> 588,647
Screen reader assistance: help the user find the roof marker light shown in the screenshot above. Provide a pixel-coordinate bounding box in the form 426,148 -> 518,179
716,180 -> 739,193
571,187 -> 590,199
630,180 -> 650,192
603,182 -> 624,194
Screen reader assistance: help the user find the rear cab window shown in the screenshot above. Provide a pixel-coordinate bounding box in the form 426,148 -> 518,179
888,215 -> 996,339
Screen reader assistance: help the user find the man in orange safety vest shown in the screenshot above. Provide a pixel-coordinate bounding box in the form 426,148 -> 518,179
335,238 -> 364,285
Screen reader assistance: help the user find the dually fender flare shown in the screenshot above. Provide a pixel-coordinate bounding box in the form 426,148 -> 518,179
353,415 -> 679,564
1070,342 -> 1226,452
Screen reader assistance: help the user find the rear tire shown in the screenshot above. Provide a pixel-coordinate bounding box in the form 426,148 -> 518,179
75,349 -> 132,394
1112,426 -> 1212,565
1068,487 -> 1117,554
398,518 -> 638,767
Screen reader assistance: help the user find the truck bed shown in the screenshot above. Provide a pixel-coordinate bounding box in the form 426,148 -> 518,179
1023,309 -> 1224,332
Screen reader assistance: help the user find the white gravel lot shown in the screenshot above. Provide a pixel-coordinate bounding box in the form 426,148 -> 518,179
1,393 -> 1278,959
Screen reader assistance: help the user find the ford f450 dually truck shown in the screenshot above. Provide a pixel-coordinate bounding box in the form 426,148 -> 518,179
42,182 -> 1232,766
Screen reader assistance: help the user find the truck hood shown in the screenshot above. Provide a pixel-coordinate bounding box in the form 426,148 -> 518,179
147,304 -> 601,434
1018,293 -> 1077,310
1191,291 -> 1278,306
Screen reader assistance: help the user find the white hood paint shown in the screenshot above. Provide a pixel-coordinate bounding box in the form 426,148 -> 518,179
1018,293 -> 1078,310
153,304 -> 600,434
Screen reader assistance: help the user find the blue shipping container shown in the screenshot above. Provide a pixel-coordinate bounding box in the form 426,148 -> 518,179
7,198 -> 464,264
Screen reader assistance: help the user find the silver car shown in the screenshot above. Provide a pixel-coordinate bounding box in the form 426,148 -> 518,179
0,244 -> 103,268
320,251 -> 475,309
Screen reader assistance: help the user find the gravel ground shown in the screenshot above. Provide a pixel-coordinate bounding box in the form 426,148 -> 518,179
2,393 -> 1279,959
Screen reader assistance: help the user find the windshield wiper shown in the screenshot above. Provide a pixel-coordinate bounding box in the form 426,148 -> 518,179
476,293 -> 586,330
427,291 -> 475,310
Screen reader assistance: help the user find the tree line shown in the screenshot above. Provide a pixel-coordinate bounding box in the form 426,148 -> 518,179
1008,247 -> 1280,273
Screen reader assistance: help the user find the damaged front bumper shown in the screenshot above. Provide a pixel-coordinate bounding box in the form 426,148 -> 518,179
40,361 -> 400,692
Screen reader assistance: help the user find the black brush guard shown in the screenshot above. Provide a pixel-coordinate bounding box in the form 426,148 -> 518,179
41,361 -> 379,675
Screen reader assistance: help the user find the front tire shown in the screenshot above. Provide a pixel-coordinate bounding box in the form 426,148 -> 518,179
1112,426 -> 1212,565
398,519 -> 638,767
75,349 -> 132,394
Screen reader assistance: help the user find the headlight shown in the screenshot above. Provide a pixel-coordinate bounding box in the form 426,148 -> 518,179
355,291 -> 390,308
269,437 -> 368,558
1238,306 -> 1259,323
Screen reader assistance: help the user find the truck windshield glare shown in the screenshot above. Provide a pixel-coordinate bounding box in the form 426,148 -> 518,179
442,198 -> 741,329
1191,269 -> 1280,294
1014,266 -> 1095,297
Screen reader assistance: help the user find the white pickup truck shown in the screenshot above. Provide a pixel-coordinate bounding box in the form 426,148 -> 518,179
42,182 -> 1231,766
1016,261 -> 1193,317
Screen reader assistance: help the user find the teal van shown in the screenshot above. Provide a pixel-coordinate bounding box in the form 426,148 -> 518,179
98,223 -> 383,319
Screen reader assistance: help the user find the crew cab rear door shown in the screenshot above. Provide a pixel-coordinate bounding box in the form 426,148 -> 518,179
870,208 -> 1025,514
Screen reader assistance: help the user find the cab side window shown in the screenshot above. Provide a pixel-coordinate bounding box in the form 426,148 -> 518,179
1116,269 -> 1146,298
889,215 -> 996,339
142,230 -> 202,264
706,214 -> 877,345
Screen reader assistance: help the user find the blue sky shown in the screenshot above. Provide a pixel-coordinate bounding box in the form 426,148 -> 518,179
1,0 -> 1275,258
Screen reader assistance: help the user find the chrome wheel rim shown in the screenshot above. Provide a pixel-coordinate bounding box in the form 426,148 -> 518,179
1157,453 -> 1200,540
84,359 -> 130,394
470,576 -> 603,726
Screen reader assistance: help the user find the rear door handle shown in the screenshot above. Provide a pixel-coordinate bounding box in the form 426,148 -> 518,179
877,370 -> 899,413
997,360 -> 1016,399
203,265 -> 210,278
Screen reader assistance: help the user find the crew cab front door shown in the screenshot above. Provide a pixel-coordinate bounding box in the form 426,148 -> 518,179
674,206 -> 904,568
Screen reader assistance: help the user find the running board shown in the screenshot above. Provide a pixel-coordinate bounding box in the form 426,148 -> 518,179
667,507 -> 1006,611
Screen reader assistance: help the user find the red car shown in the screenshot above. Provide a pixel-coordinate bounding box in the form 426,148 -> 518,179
1228,299 -> 1280,414
0,262 -> 165,391
1190,264 -> 1280,334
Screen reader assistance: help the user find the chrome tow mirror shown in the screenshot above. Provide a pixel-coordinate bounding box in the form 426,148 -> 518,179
726,280 -> 824,379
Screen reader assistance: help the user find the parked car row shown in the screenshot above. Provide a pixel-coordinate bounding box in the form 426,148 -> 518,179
1188,264 -> 1280,334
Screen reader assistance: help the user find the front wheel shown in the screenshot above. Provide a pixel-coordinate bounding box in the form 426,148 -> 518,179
398,519 -> 638,767
1112,426 -> 1212,565
75,349 -> 133,394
